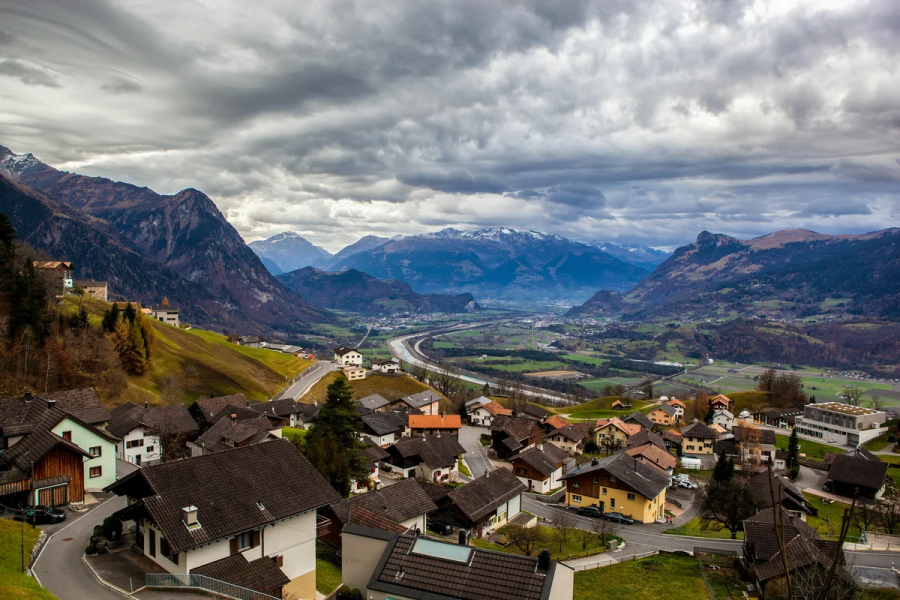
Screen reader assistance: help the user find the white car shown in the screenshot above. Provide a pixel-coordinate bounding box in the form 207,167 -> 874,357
827,438 -> 837,443
678,480 -> 698,490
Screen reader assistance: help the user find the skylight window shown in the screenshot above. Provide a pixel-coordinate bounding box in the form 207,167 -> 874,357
412,538 -> 472,563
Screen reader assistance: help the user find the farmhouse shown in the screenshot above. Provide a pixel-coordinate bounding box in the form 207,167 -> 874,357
562,454 -> 668,523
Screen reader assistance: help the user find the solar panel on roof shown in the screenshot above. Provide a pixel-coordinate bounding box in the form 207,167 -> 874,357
412,538 -> 472,563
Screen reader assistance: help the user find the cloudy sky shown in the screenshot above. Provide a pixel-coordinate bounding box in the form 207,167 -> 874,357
1,0 -> 898,252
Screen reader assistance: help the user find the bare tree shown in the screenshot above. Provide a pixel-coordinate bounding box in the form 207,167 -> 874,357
879,500 -> 900,534
846,387 -> 864,407
550,511 -> 577,551
591,518 -> 621,546
602,437 -> 623,456
409,364 -> 428,382
574,525 -> 595,552
758,368 -> 777,392
504,524 -> 545,556
853,497 -> 878,534
871,394 -> 885,411
158,373 -> 184,405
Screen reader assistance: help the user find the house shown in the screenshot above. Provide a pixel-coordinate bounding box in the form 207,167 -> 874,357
190,394 -> 250,429
358,394 -> 390,412
467,399 -> 512,427
732,425 -> 779,467
334,346 -> 363,366
408,414 -> 461,436
646,402 -> 678,426
360,410 -> 408,447
625,429 -> 667,451
712,409 -> 734,431
33,260 -> 74,288
541,414 -> 572,434
150,305 -> 179,326
490,415 -> 543,459
75,279 -> 108,301
107,402 -> 199,466
743,507 -> 856,599
295,403 -> 320,429
794,402 -> 887,446
250,398 -> 303,428
351,443 -> 390,495
521,403 -> 551,420
593,417 -> 641,448
321,478 -> 437,547
342,528 -> 573,600
746,471 -> 816,520
105,440 -> 341,599
611,400 -> 627,410
234,335 -> 262,348
509,444 -> 568,493
709,423 -> 727,435
446,468 -> 526,537
680,422 -> 718,457
708,394 -> 732,411
342,365 -> 366,381
735,409 -> 755,427
827,452 -> 888,499
207,404 -> 285,432
0,391 -> 117,494
660,429 -> 682,451
623,411 -> 653,431
625,443 -> 677,475
370,358 -> 400,374
187,413 -> 279,456
665,399 -> 685,420
385,434 -> 466,482
753,406 -> 803,430
544,424 -> 585,455
392,391 -> 441,415
562,454 -> 668,523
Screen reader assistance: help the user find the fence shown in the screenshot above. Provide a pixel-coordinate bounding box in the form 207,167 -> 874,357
695,547 -> 740,600
564,549 -> 659,572
145,573 -> 280,600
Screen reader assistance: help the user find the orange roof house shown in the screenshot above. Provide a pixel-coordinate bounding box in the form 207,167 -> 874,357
666,399 -> 686,409
409,414 -> 462,435
593,417 -> 642,443
611,400 -> 627,410
709,394 -> 732,409
482,402 -> 512,416
544,415 -> 572,431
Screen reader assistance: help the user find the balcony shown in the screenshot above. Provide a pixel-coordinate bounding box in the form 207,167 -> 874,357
316,514 -> 331,538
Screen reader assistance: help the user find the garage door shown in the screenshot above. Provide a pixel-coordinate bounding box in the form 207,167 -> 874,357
38,485 -> 68,507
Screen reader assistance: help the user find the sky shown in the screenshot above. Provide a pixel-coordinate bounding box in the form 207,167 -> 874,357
0,0 -> 898,253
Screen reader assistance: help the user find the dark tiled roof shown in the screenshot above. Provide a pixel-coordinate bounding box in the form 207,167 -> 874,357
296,403 -> 319,423
714,439 -> 738,456
362,410 -> 408,436
391,434 -> 466,469
191,554 -> 288,594
42,388 -> 110,424
625,430 -> 666,450
209,405 -> 277,428
194,394 -> 249,420
107,440 -> 340,553
561,453 -> 669,500
823,448 -> 879,465
732,425 -> 777,445
107,404 -> 198,439
546,425 -> 585,443
623,411 -> 653,430
744,506 -> 821,561
1,407 -> 93,470
681,421 -> 718,439
334,346 -> 358,357
661,429 -> 682,442
363,443 -> 390,466
747,471 -> 813,515
370,534 -> 555,600
490,415 -> 538,441
416,481 -> 452,504
358,394 -> 390,411
522,404 -> 550,419
828,453 -> 888,490
193,417 -> 275,452
447,468 -> 526,523
401,391 -> 441,409
652,403 -> 678,417
512,445 -> 568,477
332,479 -> 438,525
347,506 -> 407,534
250,398 -> 298,419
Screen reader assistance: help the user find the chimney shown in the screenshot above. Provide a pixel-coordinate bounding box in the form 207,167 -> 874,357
591,458 -> 599,466
145,401 -> 149,409
231,413 -> 237,426
537,444 -> 543,452
183,505 -> 199,527
46,399 -> 57,410
458,529 -> 468,546
485,470 -> 490,478
24,393 -> 32,403
246,400 -> 250,408
537,549 -> 551,571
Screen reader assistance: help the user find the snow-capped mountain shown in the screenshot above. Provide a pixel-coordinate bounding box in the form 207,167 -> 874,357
249,232 -> 333,273
590,241 -> 671,271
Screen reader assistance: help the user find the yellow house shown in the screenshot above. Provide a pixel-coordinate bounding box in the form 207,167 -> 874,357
593,417 -> 642,447
647,403 -> 678,426
680,421 -> 718,455
561,454 -> 667,523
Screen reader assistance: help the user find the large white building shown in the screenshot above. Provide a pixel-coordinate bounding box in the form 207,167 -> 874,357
794,402 -> 887,446
334,346 -> 363,366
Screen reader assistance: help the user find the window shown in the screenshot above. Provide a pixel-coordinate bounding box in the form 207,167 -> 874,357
593,477 -> 598,484
517,468 -> 526,475
160,538 -> 177,563
149,528 -> 156,557
572,495 -> 582,503
627,493 -> 635,501
146,446 -> 155,453
89,446 -> 102,457
572,482 -> 580,489
602,488 -> 607,495
62,431 -> 72,441
610,498 -> 615,508
126,439 -> 144,449
89,466 -> 102,478
236,532 -> 253,550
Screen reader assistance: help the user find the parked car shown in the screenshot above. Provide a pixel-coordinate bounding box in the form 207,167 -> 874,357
678,480 -> 698,490
604,512 -> 635,525
577,506 -> 603,518
426,521 -> 452,536
827,438 -> 837,443
822,482 -> 833,493
18,505 -> 66,525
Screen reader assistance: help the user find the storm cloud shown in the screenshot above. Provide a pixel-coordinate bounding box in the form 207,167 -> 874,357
0,0 -> 898,251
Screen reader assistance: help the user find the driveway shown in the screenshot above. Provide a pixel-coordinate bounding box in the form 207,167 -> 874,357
274,361 -> 339,401
458,426 -> 493,478
33,460 -> 137,600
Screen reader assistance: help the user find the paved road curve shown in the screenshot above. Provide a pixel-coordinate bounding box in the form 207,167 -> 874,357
273,361 -> 339,401
34,460 -> 137,600
458,426 -> 493,478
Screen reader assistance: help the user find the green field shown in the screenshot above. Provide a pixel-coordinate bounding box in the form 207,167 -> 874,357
472,525 -> 608,561
803,493 -> 861,539
775,435 -> 834,461
316,541 -> 342,595
0,518 -> 57,599
562,353 -> 608,366
663,517 -> 743,540
573,554 -> 709,600
302,371 -> 445,406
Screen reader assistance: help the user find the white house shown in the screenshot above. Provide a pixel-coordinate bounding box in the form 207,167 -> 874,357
509,444 -> 567,494
334,347 -> 363,366
150,305 -> 179,327
712,409 -> 734,431
387,434 -> 466,484
107,403 -> 199,466
105,440 -> 341,600
467,398 -> 511,427
370,358 -> 400,374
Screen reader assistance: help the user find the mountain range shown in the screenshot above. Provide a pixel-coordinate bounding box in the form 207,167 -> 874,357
570,229 -> 900,320
590,242 -> 670,271
0,146 -> 330,334
277,267 -> 478,314
250,232 -> 393,274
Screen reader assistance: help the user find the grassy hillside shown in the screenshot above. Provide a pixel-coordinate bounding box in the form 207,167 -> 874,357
67,297 -> 314,404
0,519 -> 57,600
553,396 -> 653,420
302,372 -> 446,405
725,390 -> 770,414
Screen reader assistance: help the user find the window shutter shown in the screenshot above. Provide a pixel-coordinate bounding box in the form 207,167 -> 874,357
252,530 -> 261,548
230,538 -> 239,555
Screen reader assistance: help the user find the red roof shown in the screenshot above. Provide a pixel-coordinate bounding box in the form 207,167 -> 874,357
544,415 -> 571,430
409,415 -> 462,429
667,399 -> 686,408
482,402 -> 512,416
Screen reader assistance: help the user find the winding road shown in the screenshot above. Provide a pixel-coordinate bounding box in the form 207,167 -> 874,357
272,361 -> 339,401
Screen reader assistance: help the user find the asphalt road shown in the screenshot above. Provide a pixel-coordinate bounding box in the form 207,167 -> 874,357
34,460 -> 137,600
459,426 -> 493,478
273,361 -> 339,401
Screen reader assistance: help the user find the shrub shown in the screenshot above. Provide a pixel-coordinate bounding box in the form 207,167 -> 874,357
584,441 -> 599,454
96,546 -> 109,555
102,515 -> 123,540
349,590 -> 363,599
790,465 -> 800,481
92,525 -> 102,538
889,434 -> 897,443
85,544 -> 97,556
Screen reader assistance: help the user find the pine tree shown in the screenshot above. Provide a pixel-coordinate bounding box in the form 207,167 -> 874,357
122,302 -> 137,324
482,382 -> 491,397
102,303 -> 120,333
713,449 -> 733,483
128,318 -> 148,374
787,427 -> 801,480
